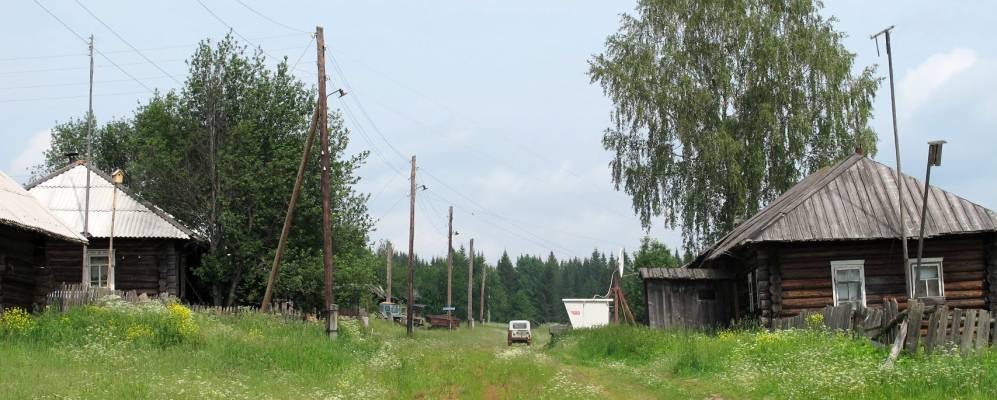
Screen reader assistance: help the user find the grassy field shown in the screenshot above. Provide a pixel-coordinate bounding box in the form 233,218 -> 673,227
2,302 -> 997,399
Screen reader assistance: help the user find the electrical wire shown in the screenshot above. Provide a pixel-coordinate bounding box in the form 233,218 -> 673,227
0,75 -> 173,91
0,59 -> 186,76
73,0 -> 182,84
234,0 -> 310,34
31,0 -> 154,92
0,90 -> 148,104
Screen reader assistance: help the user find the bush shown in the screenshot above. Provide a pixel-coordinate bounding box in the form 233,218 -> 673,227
0,308 -> 34,336
7,300 -> 201,348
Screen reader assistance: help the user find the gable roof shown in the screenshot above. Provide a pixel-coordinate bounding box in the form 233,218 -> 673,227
696,154 -> 997,263
26,162 -> 200,241
0,170 -> 86,243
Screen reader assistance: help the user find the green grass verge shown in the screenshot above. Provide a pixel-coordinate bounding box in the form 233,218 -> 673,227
4,303 -> 997,399
546,324 -> 997,399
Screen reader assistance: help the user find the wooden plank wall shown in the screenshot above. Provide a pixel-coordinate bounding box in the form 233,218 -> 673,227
775,234 -> 988,317
646,279 -> 734,329
45,238 -> 181,296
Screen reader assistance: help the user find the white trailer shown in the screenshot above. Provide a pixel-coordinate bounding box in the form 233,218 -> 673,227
562,298 -> 613,329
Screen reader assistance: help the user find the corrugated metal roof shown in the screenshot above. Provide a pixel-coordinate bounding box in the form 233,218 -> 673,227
0,170 -> 85,243
698,154 -> 997,262
639,267 -> 734,280
27,163 -> 197,240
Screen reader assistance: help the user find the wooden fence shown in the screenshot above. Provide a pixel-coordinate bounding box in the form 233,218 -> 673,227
772,299 -> 995,355
45,283 -> 148,312
188,303 -> 307,321
44,284 -> 306,321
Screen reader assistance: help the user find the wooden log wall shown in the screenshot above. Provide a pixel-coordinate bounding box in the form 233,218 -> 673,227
45,238 -> 182,296
987,233 -> 997,309
0,227 -> 45,310
756,250 -> 771,326
776,234 -> 988,317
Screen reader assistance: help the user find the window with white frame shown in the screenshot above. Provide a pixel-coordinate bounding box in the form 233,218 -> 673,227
909,258 -> 944,298
831,260 -> 866,307
85,249 -> 114,288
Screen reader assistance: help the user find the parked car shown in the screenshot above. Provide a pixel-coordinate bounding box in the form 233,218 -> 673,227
507,320 -> 532,346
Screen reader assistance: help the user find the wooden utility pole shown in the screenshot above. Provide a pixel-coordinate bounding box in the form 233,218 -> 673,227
107,169 -> 123,290
385,241 -> 393,303
316,26 -> 337,339
479,254 -> 486,324
406,156 -> 417,336
613,249 -> 621,323
81,35 -> 94,285
261,108 -> 320,311
871,26 -> 911,297
446,206 -> 454,330
467,238 -> 474,328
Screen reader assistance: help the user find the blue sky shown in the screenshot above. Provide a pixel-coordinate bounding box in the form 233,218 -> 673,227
2,1 -> 995,263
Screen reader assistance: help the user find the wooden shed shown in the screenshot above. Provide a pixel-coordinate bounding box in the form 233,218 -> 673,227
0,170 -> 86,310
26,162 -> 204,299
687,154 -> 997,327
640,267 -> 735,329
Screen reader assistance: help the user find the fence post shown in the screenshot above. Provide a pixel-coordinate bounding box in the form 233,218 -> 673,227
904,300 -> 924,353
975,310 -> 990,351
961,309 -> 978,356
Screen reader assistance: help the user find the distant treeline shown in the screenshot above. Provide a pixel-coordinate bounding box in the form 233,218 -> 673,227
376,237 -> 686,324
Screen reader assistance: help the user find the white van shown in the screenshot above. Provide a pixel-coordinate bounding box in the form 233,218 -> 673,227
507,320 -> 532,346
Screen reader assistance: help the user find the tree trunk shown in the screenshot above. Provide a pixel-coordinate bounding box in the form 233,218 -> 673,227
226,264 -> 242,307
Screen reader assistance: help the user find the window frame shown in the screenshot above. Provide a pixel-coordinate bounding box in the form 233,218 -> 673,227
85,249 -> 115,289
908,257 -> 944,299
830,260 -> 866,307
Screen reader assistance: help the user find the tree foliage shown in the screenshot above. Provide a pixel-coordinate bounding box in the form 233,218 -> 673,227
36,34 -> 374,309
590,0 -> 879,250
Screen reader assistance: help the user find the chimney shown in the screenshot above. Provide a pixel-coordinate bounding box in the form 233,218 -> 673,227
65,151 -> 80,164
854,145 -> 864,156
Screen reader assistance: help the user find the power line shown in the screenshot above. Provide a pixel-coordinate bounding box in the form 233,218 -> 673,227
73,0 -> 182,84
0,59 -> 186,76
31,0 -> 154,92
327,48 -> 636,221
194,0 -> 286,63
290,35 -> 314,71
327,53 -> 408,162
0,90 -> 147,104
0,75 -> 173,91
234,0 -> 310,34
374,192 -> 408,224
0,33 -> 307,63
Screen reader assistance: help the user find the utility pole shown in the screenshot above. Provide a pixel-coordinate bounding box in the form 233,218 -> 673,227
871,26 -> 911,297
316,26 -> 337,339
107,169 -> 123,290
81,35 -> 94,286
446,206 -> 454,330
479,253 -> 486,324
385,241 -> 393,303
915,141 -> 946,281
406,156 -> 417,336
261,108 -> 320,311
467,238 -> 474,328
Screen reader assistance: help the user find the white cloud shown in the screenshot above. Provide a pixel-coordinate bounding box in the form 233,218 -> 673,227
8,129 -> 51,181
899,48 -> 977,119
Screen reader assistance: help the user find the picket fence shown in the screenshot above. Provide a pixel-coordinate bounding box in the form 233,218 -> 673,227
772,299 -> 995,355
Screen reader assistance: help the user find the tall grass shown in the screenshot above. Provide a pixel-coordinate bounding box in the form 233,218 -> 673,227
6,303 -> 997,399
548,324 -> 997,399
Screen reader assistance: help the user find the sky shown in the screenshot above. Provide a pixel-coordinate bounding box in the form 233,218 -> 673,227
1,1 -> 995,265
